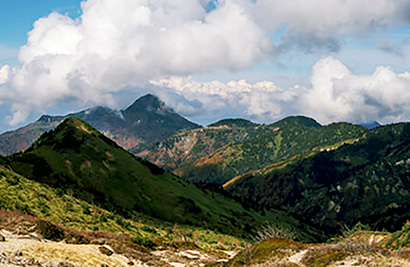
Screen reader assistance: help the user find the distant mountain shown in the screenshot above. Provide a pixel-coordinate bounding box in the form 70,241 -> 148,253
133,118 -> 275,170
360,121 -> 382,129
225,123 -> 410,234
0,117 -> 62,156
4,118 -> 320,241
207,118 -> 259,128
0,94 -> 199,155
175,116 -> 367,184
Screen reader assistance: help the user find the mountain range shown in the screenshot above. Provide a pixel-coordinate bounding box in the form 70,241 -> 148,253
2,93 -> 410,265
1,117 -> 320,241
0,94 -> 199,156
138,116 -> 367,184
0,93 -> 408,238
225,122 -> 410,233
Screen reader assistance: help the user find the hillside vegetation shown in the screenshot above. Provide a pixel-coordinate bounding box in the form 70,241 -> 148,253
134,118 -> 275,170
226,123 -> 410,234
177,116 -> 366,184
3,118 -> 321,242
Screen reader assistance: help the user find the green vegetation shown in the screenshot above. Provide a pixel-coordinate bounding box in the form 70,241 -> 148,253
226,123 -> 410,234
223,238 -> 311,266
0,165 -> 140,235
0,164 -> 252,251
3,117 -> 322,242
177,117 -> 366,184
207,118 -> 258,128
133,118 -> 275,171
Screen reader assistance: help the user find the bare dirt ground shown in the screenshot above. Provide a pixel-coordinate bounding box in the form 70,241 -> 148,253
0,228 -> 237,267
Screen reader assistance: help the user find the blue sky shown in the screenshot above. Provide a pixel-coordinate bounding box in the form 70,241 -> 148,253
0,0 -> 410,132
0,1 -> 82,47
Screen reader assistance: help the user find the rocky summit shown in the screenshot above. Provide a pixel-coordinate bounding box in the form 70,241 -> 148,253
0,94 -> 199,156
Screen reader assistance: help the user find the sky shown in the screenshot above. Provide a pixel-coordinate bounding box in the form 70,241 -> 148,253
1,0 -> 410,133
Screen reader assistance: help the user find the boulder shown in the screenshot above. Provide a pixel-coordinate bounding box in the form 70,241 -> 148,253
99,245 -> 114,256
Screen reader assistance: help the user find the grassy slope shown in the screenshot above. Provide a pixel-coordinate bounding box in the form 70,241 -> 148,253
133,120 -> 275,170
177,117 -> 366,184
0,165 -> 251,251
226,123 -> 410,234
5,118 -> 321,242
0,165 -> 137,234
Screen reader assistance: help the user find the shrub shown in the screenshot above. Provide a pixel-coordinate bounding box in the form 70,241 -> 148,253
131,235 -> 156,249
254,223 -> 296,241
37,220 -> 65,241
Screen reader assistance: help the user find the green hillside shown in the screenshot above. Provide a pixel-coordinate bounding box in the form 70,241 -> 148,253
4,118 -> 321,241
177,117 -> 366,184
226,123 -> 410,234
0,165 -> 139,234
208,118 -> 259,128
0,164 -> 256,253
133,119 -> 275,170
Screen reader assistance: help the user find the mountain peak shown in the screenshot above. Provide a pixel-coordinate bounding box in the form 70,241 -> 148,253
30,117 -> 106,151
57,117 -> 95,132
360,121 -> 382,129
37,115 -> 64,123
123,94 -> 171,115
120,94 -> 200,141
272,116 -> 322,128
208,118 -> 258,128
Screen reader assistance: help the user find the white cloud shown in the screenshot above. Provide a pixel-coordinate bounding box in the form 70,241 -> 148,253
1,0 -> 410,126
150,76 -> 300,123
150,57 -> 410,125
254,0 -> 410,52
0,65 -> 10,85
1,0 -> 273,125
300,57 -> 410,124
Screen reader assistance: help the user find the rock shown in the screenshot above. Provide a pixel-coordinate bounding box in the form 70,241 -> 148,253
0,235 -> 5,242
99,245 -> 114,256
14,251 -> 23,257
58,262 -> 75,267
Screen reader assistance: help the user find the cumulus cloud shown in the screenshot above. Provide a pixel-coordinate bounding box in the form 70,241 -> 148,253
150,57 -> 410,125
301,57 -> 410,124
0,65 -> 10,85
150,76 -> 300,123
1,0 -> 271,125
1,0 -> 410,125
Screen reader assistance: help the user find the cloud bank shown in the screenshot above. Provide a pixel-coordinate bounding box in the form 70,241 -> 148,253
0,0 -> 410,125
152,57 -> 410,125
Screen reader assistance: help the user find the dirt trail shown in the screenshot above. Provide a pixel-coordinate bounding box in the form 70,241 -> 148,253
0,229 -> 237,267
